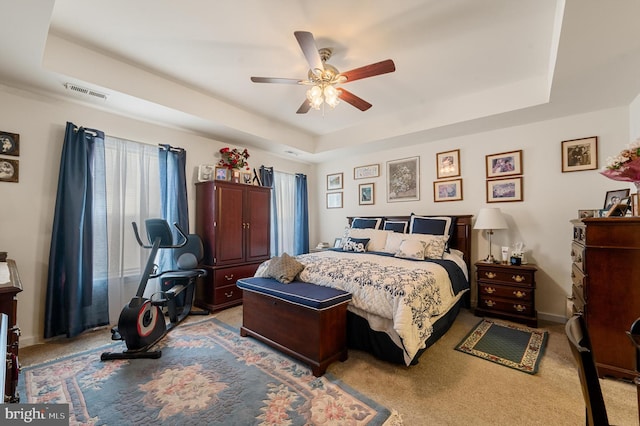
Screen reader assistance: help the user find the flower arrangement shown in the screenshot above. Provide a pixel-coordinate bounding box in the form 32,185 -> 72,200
601,139 -> 640,184
217,147 -> 250,170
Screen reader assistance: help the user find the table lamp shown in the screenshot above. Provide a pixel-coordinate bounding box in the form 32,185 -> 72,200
474,207 -> 508,263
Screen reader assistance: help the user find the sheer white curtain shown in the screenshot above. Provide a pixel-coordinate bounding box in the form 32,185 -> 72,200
101,136 -> 161,323
271,171 -> 296,256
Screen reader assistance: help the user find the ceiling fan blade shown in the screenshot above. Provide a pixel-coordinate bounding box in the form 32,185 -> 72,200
250,77 -> 302,84
296,99 -> 311,114
340,59 -> 396,83
294,31 -> 324,72
338,89 -> 372,111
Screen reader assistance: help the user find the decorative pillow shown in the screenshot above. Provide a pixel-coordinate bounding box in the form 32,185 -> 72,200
383,220 -> 408,233
265,253 -> 304,284
342,237 -> 370,253
394,239 -> 427,260
382,232 -> 405,253
423,235 -> 448,259
351,217 -> 383,229
347,228 -> 390,252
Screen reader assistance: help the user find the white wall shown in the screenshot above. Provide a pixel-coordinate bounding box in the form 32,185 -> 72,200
1,80 -> 635,345
0,85 -> 315,346
315,106 -> 632,323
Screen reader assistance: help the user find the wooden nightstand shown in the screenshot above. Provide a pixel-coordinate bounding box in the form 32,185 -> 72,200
475,261 -> 538,327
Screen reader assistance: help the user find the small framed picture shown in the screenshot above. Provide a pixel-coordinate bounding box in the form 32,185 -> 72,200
434,179 -> 463,202
0,131 -> 19,156
231,169 -> 241,183
241,172 -> 252,184
327,172 -> 343,190
578,209 -> 598,219
327,192 -> 343,209
486,150 -> 522,179
606,196 -> 631,217
215,167 -> 230,181
603,188 -> 630,210
562,136 -> 598,172
436,149 -> 460,179
487,177 -> 523,203
354,164 -> 380,180
0,158 -> 19,183
358,183 -> 375,205
333,237 -> 343,248
387,156 -> 420,202
197,164 -> 215,182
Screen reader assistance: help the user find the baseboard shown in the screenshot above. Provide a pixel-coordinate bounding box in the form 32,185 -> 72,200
538,311 -> 566,324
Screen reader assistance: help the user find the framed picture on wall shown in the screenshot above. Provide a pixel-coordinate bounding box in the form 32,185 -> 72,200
486,177 -> 523,203
354,164 -> 380,179
358,183 -> 375,205
327,192 -> 343,209
486,150 -> 522,178
561,136 -> 598,172
0,158 -> 19,183
0,131 -> 19,156
433,179 -> 463,202
387,156 -> 420,202
436,149 -> 460,179
327,172 -> 343,190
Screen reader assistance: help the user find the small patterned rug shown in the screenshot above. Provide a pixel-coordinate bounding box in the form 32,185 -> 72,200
454,319 -> 548,374
19,317 -> 400,425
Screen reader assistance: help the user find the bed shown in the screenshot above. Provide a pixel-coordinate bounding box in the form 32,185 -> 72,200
255,214 -> 472,366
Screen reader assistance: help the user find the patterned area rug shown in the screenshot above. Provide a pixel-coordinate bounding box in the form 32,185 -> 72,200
454,319 -> 548,374
19,318 -> 400,425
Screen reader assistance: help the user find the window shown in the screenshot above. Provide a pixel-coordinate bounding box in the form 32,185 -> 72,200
101,136 -> 161,322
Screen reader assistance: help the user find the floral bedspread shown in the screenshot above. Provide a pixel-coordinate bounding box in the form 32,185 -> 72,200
255,250 -> 461,364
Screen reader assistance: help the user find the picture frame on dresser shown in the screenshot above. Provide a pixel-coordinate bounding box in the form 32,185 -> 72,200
603,188 -> 630,210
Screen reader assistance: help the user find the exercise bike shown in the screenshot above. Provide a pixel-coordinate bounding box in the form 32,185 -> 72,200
101,219 -> 209,361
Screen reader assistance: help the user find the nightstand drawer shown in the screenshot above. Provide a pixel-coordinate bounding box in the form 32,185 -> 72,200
478,296 -> 534,316
476,268 -> 535,286
478,283 -> 533,302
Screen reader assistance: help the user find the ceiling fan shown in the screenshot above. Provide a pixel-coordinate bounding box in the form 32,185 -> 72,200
250,31 -> 396,114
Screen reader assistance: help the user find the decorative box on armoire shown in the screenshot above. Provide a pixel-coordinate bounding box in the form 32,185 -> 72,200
195,180 -> 271,312
570,217 -> 640,380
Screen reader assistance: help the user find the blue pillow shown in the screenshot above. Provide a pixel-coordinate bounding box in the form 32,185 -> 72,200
409,215 -> 457,251
342,237 -> 370,252
383,220 -> 408,233
351,217 -> 382,229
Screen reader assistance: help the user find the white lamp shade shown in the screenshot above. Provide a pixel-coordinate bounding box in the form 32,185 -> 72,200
474,207 -> 508,230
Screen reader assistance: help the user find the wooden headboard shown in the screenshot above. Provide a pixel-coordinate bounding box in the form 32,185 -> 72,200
347,215 -> 473,274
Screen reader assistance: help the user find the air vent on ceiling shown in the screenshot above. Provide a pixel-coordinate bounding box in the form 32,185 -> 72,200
64,83 -> 108,100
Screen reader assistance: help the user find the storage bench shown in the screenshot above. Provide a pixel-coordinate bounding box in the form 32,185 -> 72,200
236,277 -> 352,376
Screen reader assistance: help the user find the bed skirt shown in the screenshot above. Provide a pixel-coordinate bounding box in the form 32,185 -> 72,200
346,296 -> 467,365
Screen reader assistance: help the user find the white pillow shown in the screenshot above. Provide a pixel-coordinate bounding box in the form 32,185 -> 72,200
394,239 -> 427,260
383,232 -> 405,253
347,228 -> 390,252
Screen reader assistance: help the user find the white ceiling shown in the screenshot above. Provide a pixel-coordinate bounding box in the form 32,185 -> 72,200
3,0 -> 640,162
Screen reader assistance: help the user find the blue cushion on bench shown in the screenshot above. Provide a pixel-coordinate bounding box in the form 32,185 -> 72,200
236,277 -> 351,310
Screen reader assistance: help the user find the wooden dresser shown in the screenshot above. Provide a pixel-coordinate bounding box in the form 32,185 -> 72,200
195,181 -> 271,312
475,261 -> 538,327
0,260 -> 22,402
570,217 -> 640,380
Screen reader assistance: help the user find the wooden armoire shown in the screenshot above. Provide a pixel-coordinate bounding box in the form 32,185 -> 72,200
571,217 -> 640,380
195,180 -> 271,312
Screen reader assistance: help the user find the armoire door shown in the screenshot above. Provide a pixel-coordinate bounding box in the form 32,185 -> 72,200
214,183 -> 245,265
245,186 -> 271,262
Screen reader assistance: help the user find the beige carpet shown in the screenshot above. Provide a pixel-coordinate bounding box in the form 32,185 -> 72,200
21,307 -> 638,425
